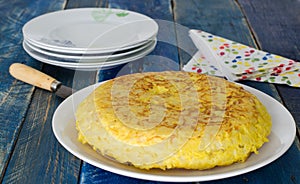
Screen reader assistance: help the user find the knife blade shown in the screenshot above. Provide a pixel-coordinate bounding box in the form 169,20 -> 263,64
9,63 -> 74,98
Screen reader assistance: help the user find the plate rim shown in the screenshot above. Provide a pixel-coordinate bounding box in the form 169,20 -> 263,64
23,7 -> 158,53
24,38 -> 155,61
23,39 -> 157,70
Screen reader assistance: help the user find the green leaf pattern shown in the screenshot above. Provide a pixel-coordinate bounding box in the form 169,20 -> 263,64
91,9 -> 129,22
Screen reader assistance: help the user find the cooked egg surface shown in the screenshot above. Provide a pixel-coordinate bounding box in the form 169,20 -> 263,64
76,71 -> 272,170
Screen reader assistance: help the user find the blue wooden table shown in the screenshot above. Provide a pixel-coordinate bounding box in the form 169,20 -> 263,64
1,0 -> 300,183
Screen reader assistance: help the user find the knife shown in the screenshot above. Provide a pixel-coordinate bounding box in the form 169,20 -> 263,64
9,63 -> 74,98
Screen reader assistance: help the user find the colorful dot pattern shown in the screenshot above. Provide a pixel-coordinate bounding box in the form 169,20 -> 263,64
183,51 -> 224,77
195,30 -> 295,75
184,30 -> 300,87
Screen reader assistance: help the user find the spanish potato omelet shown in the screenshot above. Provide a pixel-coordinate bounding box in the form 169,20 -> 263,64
75,71 -> 272,170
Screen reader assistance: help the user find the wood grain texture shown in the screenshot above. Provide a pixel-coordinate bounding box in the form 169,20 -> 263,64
80,162 -> 159,184
78,0 -> 182,183
237,0 -> 300,129
173,0 -> 300,183
237,0 -> 300,61
211,143 -> 300,184
97,0 -> 180,82
172,0 -> 282,102
0,0 -> 65,181
2,57 -> 84,181
2,86 -> 81,184
80,0 -> 300,183
1,0 -> 298,183
2,0 -> 107,181
4,62 -> 98,183
65,0 -> 108,9
173,0 -> 257,46
173,0 -> 257,68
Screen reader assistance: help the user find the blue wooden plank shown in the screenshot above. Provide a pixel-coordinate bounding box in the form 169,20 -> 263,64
0,0 -> 65,181
65,0 -> 108,9
78,0 -> 300,183
237,0 -> 300,128
2,0 -> 114,182
238,0 -> 300,61
79,0 -> 182,183
80,162 -> 163,184
4,0 -> 294,183
173,0 -> 300,183
172,0 -> 282,102
211,143 -> 300,184
235,1 -> 300,180
2,85 -> 81,184
97,0 -> 180,82
173,0 -> 257,47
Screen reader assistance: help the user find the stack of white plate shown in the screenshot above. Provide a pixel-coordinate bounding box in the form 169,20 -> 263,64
22,8 -> 158,70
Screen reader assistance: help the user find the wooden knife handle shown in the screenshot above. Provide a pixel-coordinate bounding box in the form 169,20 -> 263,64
9,63 -> 57,91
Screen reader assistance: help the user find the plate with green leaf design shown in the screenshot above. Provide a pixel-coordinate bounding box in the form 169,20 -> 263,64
23,8 -> 158,54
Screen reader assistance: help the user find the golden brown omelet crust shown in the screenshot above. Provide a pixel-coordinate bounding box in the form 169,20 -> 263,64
76,71 -> 272,170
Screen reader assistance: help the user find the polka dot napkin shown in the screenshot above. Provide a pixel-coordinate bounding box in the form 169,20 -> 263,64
183,29 -> 300,87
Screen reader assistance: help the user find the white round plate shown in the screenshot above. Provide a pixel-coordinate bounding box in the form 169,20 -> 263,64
24,35 -> 156,55
23,8 -> 158,54
23,39 -> 157,70
24,39 -> 154,61
52,81 -> 296,182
